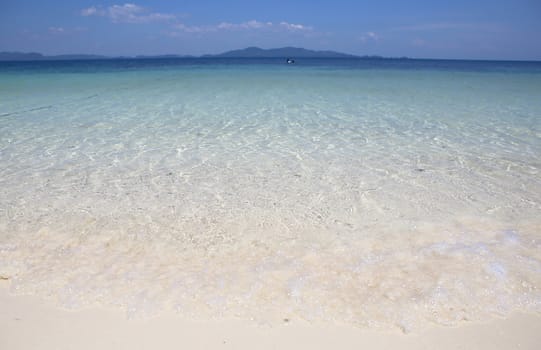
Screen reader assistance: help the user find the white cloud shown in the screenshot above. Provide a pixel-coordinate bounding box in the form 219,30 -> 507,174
279,22 -> 311,31
218,20 -> 272,30
81,7 -> 98,16
173,23 -> 209,33
81,3 -> 176,24
173,20 -> 312,34
359,31 -> 379,43
46,26 -> 87,36
81,5 -> 312,36
48,27 -> 65,34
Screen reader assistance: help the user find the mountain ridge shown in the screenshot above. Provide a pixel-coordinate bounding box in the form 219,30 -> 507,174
204,47 -> 358,58
0,52 -> 108,61
0,47 -> 362,61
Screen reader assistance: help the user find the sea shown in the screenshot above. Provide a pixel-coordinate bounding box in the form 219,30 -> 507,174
0,57 -> 540,331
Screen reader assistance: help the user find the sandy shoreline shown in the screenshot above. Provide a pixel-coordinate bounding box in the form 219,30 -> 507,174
1,282 -> 540,350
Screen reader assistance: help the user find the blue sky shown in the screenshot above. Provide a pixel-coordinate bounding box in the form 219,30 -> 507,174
1,1 -> 540,60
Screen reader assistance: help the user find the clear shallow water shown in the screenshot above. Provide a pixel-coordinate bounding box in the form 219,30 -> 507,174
1,58 -> 540,331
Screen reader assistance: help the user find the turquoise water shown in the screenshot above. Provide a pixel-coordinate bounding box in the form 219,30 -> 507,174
1,58 -> 540,331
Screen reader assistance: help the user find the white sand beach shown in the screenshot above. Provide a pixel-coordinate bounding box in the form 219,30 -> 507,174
2,282 -> 540,350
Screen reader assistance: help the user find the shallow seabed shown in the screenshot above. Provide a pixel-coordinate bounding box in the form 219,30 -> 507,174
1,58 -> 540,331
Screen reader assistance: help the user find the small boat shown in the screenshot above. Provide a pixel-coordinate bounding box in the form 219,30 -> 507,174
286,58 -> 295,64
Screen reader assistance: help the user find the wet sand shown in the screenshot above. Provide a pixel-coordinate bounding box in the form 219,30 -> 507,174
2,283 -> 540,350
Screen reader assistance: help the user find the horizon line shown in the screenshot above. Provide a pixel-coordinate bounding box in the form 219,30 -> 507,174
1,47 -> 540,63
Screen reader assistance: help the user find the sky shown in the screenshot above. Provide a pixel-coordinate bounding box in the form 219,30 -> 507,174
1,1 -> 540,60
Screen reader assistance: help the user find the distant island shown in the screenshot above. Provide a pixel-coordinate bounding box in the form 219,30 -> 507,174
0,47 -> 396,61
0,52 -> 108,61
204,47 -> 357,58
